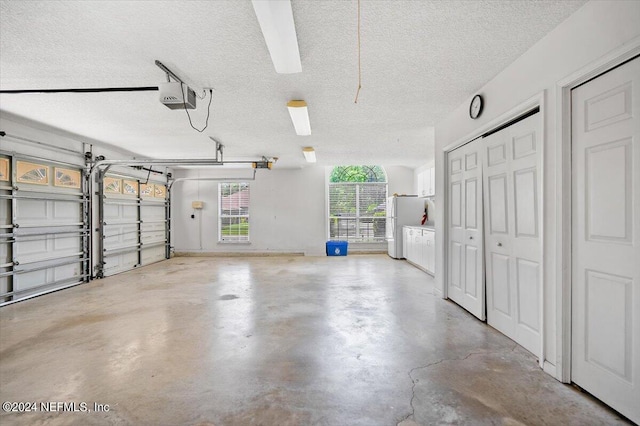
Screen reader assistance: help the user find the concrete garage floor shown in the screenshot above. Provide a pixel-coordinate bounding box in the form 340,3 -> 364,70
0,255 -> 630,426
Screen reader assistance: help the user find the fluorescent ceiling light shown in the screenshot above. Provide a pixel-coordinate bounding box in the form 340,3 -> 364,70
302,147 -> 316,163
287,100 -> 311,136
252,0 -> 302,74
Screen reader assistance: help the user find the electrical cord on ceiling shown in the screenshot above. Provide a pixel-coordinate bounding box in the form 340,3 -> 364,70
354,0 -> 362,104
182,83 -> 213,132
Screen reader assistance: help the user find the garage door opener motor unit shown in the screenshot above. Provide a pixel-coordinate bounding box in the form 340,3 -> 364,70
159,82 -> 196,109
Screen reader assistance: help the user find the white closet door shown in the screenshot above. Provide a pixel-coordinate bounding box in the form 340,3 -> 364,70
483,113 -> 541,356
447,138 -> 485,320
571,57 -> 640,424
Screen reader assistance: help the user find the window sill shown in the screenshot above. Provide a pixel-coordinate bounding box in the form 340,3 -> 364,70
218,241 -> 251,245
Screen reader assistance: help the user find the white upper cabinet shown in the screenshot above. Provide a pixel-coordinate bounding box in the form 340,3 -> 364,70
415,166 -> 436,197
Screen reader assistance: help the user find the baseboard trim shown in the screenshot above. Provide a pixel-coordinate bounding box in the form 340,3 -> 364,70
173,251 -> 304,258
543,361 -> 557,379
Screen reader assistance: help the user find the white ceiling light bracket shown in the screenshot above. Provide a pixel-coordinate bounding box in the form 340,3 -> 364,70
302,147 -> 316,163
287,100 -> 311,135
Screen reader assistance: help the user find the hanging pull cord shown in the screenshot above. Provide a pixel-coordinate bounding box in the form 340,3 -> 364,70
354,0 -> 362,103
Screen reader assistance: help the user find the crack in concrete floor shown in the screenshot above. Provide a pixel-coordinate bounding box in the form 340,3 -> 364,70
397,344 -> 519,426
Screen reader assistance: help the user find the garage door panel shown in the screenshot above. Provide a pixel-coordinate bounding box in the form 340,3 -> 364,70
16,199 -> 80,224
15,199 -> 48,220
142,236 -> 165,245
0,243 -> 8,266
104,203 -> 120,218
122,205 -> 138,220
15,261 -> 81,290
104,223 -> 137,237
141,223 -> 165,243
0,202 -> 9,226
104,224 -> 138,247
141,205 -> 164,219
15,239 -> 48,257
104,204 -> 137,221
15,269 -> 46,290
53,200 -> 81,220
53,234 -> 81,251
16,236 -> 82,262
52,262 -> 81,281
104,252 -> 138,276
142,246 -> 165,265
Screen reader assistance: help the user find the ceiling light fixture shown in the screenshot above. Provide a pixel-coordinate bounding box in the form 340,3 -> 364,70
251,0 -> 302,74
287,100 -> 311,135
302,147 -> 316,163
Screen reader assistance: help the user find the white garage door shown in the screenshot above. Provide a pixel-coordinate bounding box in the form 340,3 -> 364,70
0,155 -> 88,305
100,175 -> 167,277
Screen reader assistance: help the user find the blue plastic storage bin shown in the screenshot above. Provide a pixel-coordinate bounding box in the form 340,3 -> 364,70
326,241 -> 348,256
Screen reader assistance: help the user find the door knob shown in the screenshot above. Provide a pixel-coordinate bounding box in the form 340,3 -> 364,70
469,236 -> 473,240
497,242 -> 502,247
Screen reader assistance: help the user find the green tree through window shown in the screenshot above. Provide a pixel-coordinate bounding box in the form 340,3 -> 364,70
329,166 -> 387,242
330,165 -> 386,183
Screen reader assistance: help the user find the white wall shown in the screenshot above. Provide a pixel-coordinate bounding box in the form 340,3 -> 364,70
386,165 -> 414,197
433,0 -> 640,376
171,165 -> 414,255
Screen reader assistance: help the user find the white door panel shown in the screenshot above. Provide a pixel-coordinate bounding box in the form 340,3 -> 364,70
490,253 -> 511,317
447,138 -> 485,320
488,174 -> 508,234
572,56 -> 640,423
483,113 -> 542,356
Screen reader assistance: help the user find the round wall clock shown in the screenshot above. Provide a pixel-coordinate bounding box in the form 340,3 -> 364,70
469,94 -> 483,119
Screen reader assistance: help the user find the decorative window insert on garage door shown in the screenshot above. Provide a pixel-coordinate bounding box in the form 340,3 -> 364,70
219,182 -> 250,242
328,166 -> 387,243
99,173 -> 168,277
0,155 -> 90,306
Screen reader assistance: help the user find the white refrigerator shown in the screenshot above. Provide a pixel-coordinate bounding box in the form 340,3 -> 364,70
386,196 -> 425,259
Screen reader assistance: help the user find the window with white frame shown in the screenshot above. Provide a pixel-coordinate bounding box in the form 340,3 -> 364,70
219,182 -> 250,242
328,166 -> 387,243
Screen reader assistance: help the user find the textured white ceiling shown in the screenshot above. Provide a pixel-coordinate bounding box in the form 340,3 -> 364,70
0,0 -> 586,168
